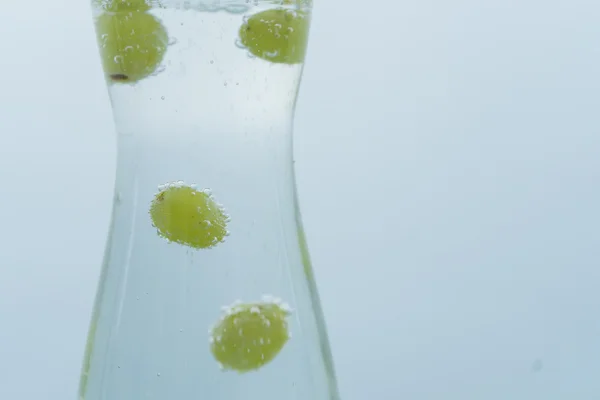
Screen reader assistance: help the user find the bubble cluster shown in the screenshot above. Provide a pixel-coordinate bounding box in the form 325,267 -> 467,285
94,0 -> 154,12
94,8 -> 168,83
238,8 -> 310,65
209,296 -> 292,372
149,181 -> 229,249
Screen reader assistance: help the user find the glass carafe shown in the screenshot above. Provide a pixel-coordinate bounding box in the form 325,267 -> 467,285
78,1 -> 340,399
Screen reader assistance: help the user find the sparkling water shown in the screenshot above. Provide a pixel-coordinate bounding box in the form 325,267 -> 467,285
80,1 -> 340,399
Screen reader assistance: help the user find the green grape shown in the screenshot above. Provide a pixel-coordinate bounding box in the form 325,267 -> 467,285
149,182 -> 229,249
239,8 -> 310,65
93,0 -> 153,12
95,11 -> 168,83
210,297 -> 292,372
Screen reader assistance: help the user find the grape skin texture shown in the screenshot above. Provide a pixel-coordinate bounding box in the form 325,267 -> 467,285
150,184 -> 228,249
210,301 -> 291,372
95,11 -> 168,83
239,8 -> 310,65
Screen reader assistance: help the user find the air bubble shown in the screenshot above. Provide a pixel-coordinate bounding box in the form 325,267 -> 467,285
150,64 -> 166,77
261,294 -> 277,303
224,4 -> 250,14
234,38 -> 246,49
284,9 -> 298,19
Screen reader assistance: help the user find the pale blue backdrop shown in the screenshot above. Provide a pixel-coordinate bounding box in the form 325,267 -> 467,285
1,0 -> 599,399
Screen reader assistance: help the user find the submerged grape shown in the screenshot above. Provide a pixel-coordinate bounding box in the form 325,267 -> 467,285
239,8 -> 310,65
150,182 -> 228,249
95,11 -> 168,83
210,298 -> 291,372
